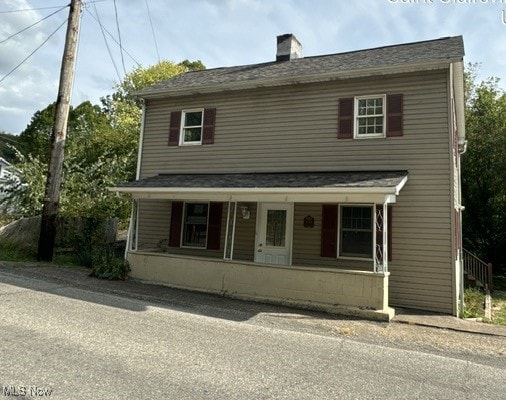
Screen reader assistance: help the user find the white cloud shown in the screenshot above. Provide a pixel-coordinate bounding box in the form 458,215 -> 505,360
0,0 -> 504,134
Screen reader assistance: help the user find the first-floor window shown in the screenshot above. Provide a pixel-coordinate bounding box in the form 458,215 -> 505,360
182,202 -> 209,247
340,205 -> 373,258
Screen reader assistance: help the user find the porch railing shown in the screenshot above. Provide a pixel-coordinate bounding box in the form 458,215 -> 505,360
463,249 -> 493,293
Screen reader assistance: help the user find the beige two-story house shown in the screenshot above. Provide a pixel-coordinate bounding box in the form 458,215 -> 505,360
113,34 -> 466,320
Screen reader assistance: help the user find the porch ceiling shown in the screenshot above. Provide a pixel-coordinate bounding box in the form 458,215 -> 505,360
111,170 -> 409,203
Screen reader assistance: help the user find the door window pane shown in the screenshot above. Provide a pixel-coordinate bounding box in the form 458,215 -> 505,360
266,210 -> 286,247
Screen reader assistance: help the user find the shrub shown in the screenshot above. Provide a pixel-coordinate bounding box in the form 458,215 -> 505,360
89,244 -> 130,280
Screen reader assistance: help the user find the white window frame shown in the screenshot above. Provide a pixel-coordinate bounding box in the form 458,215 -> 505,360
179,108 -> 204,145
354,95 -> 386,139
180,201 -> 210,249
337,204 -> 374,260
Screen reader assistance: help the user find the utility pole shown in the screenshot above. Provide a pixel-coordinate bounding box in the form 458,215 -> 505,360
37,0 -> 82,261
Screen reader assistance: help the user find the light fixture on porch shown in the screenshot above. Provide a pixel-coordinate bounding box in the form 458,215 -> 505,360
240,205 -> 250,219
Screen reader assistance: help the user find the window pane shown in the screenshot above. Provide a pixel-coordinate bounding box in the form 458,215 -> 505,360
357,116 -> 383,136
183,203 -> 208,247
266,210 -> 286,247
185,111 -> 202,126
341,231 -> 373,257
184,127 -> 202,142
340,206 -> 372,258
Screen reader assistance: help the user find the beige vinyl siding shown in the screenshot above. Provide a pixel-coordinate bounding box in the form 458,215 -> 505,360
292,203 -> 372,270
137,200 -> 256,262
137,69 -> 454,313
137,199 -> 171,250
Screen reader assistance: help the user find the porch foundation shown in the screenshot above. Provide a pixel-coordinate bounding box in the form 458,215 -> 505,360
127,251 -> 395,321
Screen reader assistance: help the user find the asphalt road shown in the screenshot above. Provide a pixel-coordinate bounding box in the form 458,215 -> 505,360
0,267 -> 505,399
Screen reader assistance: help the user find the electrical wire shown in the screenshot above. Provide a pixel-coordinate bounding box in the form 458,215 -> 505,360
84,8 -> 141,67
0,5 -> 69,14
0,5 -> 68,45
0,1 -> 109,14
92,1 -> 121,81
112,0 -> 126,75
145,0 -> 160,63
0,18 -> 67,85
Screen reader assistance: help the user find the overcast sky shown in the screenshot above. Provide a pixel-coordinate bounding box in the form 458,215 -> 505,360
0,0 -> 505,134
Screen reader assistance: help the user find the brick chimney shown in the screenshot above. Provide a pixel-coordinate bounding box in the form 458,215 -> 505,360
276,34 -> 302,62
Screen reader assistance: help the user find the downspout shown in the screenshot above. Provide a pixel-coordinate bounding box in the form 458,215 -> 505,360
452,61 -> 466,315
136,100 -> 146,180
125,101 -> 146,259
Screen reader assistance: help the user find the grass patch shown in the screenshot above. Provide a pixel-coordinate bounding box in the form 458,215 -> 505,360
0,240 -> 36,262
490,289 -> 506,326
462,284 -> 506,326
462,287 -> 486,319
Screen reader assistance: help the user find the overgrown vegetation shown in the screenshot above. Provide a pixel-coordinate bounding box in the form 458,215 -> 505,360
1,59 -> 204,224
461,281 -> 506,326
0,60 -> 204,279
462,64 -> 506,275
0,239 -> 36,262
89,245 -> 130,280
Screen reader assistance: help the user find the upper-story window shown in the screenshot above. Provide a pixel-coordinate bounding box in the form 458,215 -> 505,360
338,94 -> 403,139
355,95 -> 386,138
180,109 -> 203,145
169,108 -> 217,146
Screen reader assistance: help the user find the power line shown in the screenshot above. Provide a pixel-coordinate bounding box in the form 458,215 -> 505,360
112,0 -> 126,75
84,8 -> 141,67
0,0 -> 109,13
145,0 -> 160,63
0,5 -> 69,14
0,18 -> 67,85
0,5 -> 68,45
92,1 -> 121,81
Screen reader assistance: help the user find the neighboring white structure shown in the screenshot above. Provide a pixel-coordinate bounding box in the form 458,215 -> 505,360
0,157 -> 17,212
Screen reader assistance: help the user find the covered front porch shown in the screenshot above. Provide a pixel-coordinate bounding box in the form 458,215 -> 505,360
112,171 -> 408,320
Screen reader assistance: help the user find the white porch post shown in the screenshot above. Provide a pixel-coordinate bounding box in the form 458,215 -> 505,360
223,201 -> 237,260
374,203 -> 388,273
382,202 -> 388,272
125,198 -> 138,258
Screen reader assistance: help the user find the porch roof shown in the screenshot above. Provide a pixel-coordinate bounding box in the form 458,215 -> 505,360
111,170 -> 408,204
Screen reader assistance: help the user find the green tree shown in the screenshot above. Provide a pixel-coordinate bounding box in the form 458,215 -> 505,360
462,65 -> 506,273
101,59 -> 205,181
17,103 -> 56,163
0,131 -> 20,163
5,60 -> 205,222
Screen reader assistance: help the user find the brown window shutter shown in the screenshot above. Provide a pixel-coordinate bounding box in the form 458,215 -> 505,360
321,204 -> 338,257
386,94 -> 403,137
207,202 -> 222,250
202,108 -> 216,144
168,201 -> 183,247
338,98 -> 354,139
375,205 -> 393,262
168,111 -> 182,146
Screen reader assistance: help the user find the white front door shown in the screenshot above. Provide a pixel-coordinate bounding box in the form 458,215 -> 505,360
255,203 -> 293,265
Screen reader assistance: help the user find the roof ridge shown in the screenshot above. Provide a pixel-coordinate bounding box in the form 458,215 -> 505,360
182,36 -> 462,75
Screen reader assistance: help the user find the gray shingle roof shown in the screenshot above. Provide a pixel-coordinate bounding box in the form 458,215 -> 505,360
137,36 -> 464,97
114,171 -> 409,190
